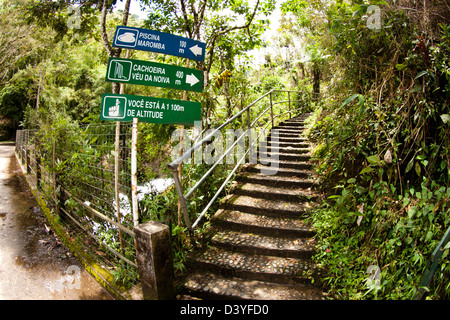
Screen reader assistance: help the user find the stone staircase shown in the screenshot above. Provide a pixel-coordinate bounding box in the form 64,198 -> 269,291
179,113 -> 326,300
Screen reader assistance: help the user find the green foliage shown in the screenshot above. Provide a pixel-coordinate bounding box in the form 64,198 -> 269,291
137,122 -> 175,181
140,189 -> 177,224
281,0 -> 450,299
1,0 -> 286,281
25,0 -> 104,41
171,223 -> 189,274
182,161 -> 234,222
5,0 -> 447,299
260,75 -> 285,92
111,260 -> 140,289
0,76 -> 34,132
312,173 -> 450,299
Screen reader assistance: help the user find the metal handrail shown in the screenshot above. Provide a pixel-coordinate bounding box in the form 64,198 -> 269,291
169,91 -> 271,168
168,89 -> 307,232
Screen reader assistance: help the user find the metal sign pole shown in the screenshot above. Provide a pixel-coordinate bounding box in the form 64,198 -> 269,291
131,117 -> 138,227
177,57 -> 190,227
105,25 -> 205,232
115,49 -> 131,254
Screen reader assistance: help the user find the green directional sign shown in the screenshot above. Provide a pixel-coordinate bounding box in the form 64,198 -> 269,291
105,57 -> 203,93
100,93 -> 201,125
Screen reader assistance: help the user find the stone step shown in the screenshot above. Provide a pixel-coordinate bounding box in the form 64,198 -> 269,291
268,128 -> 307,135
220,194 -> 312,218
269,129 -> 305,137
272,126 -> 306,132
259,145 -> 310,155
266,129 -> 302,136
187,247 -> 317,285
280,122 -> 306,127
269,159 -> 312,170
271,122 -> 306,131
241,165 -> 312,179
278,122 -> 306,127
266,140 -> 310,149
178,112 -> 326,301
258,151 -> 311,162
271,136 -> 309,143
267,134 -> 306,141
286,113 -> 311,119
243,164 -> 313,177
291,112 -> 312,119
283,118 -> 308,123
274,126 -> 306,133
182,272 -> 325,300
232,182 -> 318,202
212,208 -> 315,237
211,230 -> 316,259
235,172 -> 317,189
282,117 -> 307,121
272,126 -> 305,132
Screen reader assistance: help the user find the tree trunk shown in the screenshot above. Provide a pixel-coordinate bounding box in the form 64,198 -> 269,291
313,66 -> 320,102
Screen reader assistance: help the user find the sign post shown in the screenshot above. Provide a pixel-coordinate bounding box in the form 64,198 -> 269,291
102,25 -> 206,243
105,57 -> 203,92
112,26 -> 206,61
100,93 -> 201,125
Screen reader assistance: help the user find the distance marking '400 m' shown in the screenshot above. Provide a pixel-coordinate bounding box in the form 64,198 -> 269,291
105,57 -> 203,93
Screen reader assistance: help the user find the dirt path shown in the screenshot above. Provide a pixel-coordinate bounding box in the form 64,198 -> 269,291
0,143 -> 113,300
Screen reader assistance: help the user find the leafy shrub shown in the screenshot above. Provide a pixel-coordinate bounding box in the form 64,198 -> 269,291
305,3 -> 450,300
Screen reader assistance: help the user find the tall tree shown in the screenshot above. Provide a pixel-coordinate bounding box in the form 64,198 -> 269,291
100,0 -> 131,94
281,0 -> 330,99
0,0 -> 40,85
140,0 -> 274,86
25,0 -> 103,41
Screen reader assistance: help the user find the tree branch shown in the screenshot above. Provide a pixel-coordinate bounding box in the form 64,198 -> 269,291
100,0 -> 112,56
122,0 -> 132,26
100,0 -> 132,94
205,0 -> 260,73
179,0 -> 192,38
193,0 -> 207,40
100,0 -> 131,58
217,0 -> 260,37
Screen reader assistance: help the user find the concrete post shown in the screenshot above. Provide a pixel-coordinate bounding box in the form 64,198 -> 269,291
134,221 -> 174,300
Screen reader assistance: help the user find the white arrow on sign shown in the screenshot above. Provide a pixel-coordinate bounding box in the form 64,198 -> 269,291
189,44 -> 203,57
186,73 -> 200,86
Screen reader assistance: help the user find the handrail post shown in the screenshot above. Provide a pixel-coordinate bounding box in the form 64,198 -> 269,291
131,118 -> 139,228
270,92 -> 274,128
170,166 -> 192,231
247,106 -> 252,162
288,91 -> 291,119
